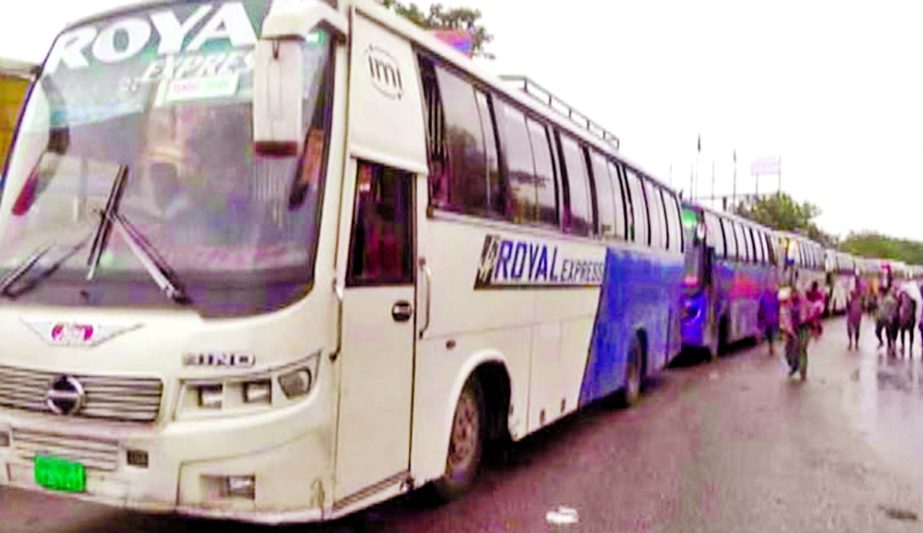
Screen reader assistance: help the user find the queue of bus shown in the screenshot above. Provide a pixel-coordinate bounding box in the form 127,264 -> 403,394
0,0 -> 921,524
677,205 -> 923,361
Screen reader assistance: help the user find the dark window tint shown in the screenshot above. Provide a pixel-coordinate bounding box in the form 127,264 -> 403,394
645,181 -> 666,249
723,219 -> 738,260
527,119 -> 558,226
590,151 -> 618,238
662,190 -> 679,253
559,134 -> 594,236
670,195 -> 685,253
347,163 -> 414,286
607,161 -> 628,239
736,223 -> 750,262
497,101 -> 538,224
624,168 -> 649,245
421,61 -> 498,215
475,91 -> 503,215
704,211 -> 725,257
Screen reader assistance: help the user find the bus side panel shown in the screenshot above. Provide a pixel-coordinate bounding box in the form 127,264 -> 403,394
577,246 -> 682,407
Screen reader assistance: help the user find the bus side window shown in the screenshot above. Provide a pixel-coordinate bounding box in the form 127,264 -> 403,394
419,58 -> 498,217
644,180 -> 666,250
527,119 -> 559,227
660,189 -> 677,253
722,218 -> 738,260
589,151 -> 617,238
624,168 -> 649,245
347,162 -> 414,287
608,160 -> 628,240
671,194 -> 685,253
705,211 -> 725,258
497,101 -> 538,224
558,134 -> 594,236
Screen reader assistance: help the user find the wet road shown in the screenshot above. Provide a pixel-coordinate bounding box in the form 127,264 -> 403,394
3,317 -> 923,532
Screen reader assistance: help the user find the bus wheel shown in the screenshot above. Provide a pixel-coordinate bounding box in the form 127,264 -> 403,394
618,341 -> 643,408
433,377 -> 485,502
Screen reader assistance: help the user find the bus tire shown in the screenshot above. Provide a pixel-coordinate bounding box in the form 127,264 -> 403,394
432,376 -> 485,502
617,340 -> 644,408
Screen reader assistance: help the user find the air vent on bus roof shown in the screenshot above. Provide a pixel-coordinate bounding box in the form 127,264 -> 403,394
499,75 -> 620,150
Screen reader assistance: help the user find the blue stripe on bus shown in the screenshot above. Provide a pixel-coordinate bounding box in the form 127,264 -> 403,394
577,246 -> 683,407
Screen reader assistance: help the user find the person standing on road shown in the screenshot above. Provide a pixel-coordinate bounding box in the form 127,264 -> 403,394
876,288 -> 899,356
759,275 -> 781,357
898,291 -> 917,357
846,287 -> 863,350
781,287 -> 810,380
806,281 -> 826,337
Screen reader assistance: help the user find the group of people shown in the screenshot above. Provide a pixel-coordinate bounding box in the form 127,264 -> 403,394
759,279 -> 826,381
867,284 -> 920,357
758,272 -> 923,381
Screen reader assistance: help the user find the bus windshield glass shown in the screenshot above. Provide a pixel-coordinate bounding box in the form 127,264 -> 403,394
0,0 -> 333,317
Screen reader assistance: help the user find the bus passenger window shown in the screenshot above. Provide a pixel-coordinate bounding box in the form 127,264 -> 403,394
419,59 -> 497,217
347,163 -> 414,287
723,219 -> 738,260
498,102 -> 538,224
608,161 -> 628,239
645,181 -> 666,250
527,119 -> 558,226
624,168 -> 648,245
558,134 -> 594,236
590,151 -> 617,238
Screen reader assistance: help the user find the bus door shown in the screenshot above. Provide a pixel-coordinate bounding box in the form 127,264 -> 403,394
334,160 -> 416,504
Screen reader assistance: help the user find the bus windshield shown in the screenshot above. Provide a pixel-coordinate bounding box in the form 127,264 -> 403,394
0,1 -> 334,318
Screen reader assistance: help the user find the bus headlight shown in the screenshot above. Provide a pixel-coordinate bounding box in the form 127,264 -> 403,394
278,368 -> 313,399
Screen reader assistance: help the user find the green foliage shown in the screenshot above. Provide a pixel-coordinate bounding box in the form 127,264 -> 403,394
841,232 -> 923,265
734,193 -> 837,247
379,0 -> 494,57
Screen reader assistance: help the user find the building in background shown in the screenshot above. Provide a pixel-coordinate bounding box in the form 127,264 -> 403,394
0,58 -> 37,173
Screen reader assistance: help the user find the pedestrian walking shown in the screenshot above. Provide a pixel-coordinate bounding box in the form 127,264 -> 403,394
806,281 -> 825,338
846,287 -> 863,349
759,277 -> 781,356
876,288 -> 899,356
781,287 -> 810,380
899,291 -> 917,356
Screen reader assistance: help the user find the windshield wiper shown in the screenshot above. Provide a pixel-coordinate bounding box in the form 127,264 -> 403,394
86,164 -> 129,281
0,235 -> 94,298
103,210 -> 190,304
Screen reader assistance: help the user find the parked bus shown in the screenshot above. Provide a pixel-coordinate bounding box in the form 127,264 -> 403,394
0,58 -> 36,175
680,203 -> 777,358
0,0 -> 685,523
776,231 -> 826,295
824,249 -> 856,315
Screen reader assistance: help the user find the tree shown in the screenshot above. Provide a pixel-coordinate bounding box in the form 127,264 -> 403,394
841,232 -> 923,265
379,1 -> 494,58
734,193 -> 837,247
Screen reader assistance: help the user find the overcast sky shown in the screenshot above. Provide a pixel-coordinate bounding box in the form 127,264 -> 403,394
1,0 -> 920,240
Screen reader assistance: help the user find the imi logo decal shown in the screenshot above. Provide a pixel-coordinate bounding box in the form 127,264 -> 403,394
475,235 -> 605,289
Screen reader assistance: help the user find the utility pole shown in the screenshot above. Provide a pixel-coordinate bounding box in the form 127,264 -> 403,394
732,149 -> 737,210
710,160 -> 716,210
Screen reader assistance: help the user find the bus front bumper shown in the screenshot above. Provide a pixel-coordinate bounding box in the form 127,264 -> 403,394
0,405 -> 333,525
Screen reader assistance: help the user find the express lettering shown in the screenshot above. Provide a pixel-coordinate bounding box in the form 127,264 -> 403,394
475,235 -> 605,287
46,2 -> 258,74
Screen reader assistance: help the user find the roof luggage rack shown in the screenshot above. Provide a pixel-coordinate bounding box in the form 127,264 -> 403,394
500,75 -> 620,150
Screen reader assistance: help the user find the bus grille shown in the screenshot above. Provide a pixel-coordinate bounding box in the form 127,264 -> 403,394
0,364 -> 163,423
11,428 -> 120,471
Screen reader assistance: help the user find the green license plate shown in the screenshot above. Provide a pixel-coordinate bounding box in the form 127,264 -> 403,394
34,455 -> 86,493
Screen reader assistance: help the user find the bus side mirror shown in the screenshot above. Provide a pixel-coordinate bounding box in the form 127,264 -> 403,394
253,1 -> 348,157
253,39 -> 305,157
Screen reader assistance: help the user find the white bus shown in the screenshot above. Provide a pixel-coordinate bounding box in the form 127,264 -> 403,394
824,249 -> 856,315
0,0 -> 685,523
776,231 -> 826,296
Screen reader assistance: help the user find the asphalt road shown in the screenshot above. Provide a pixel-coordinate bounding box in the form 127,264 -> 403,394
3,317 -> 923,532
